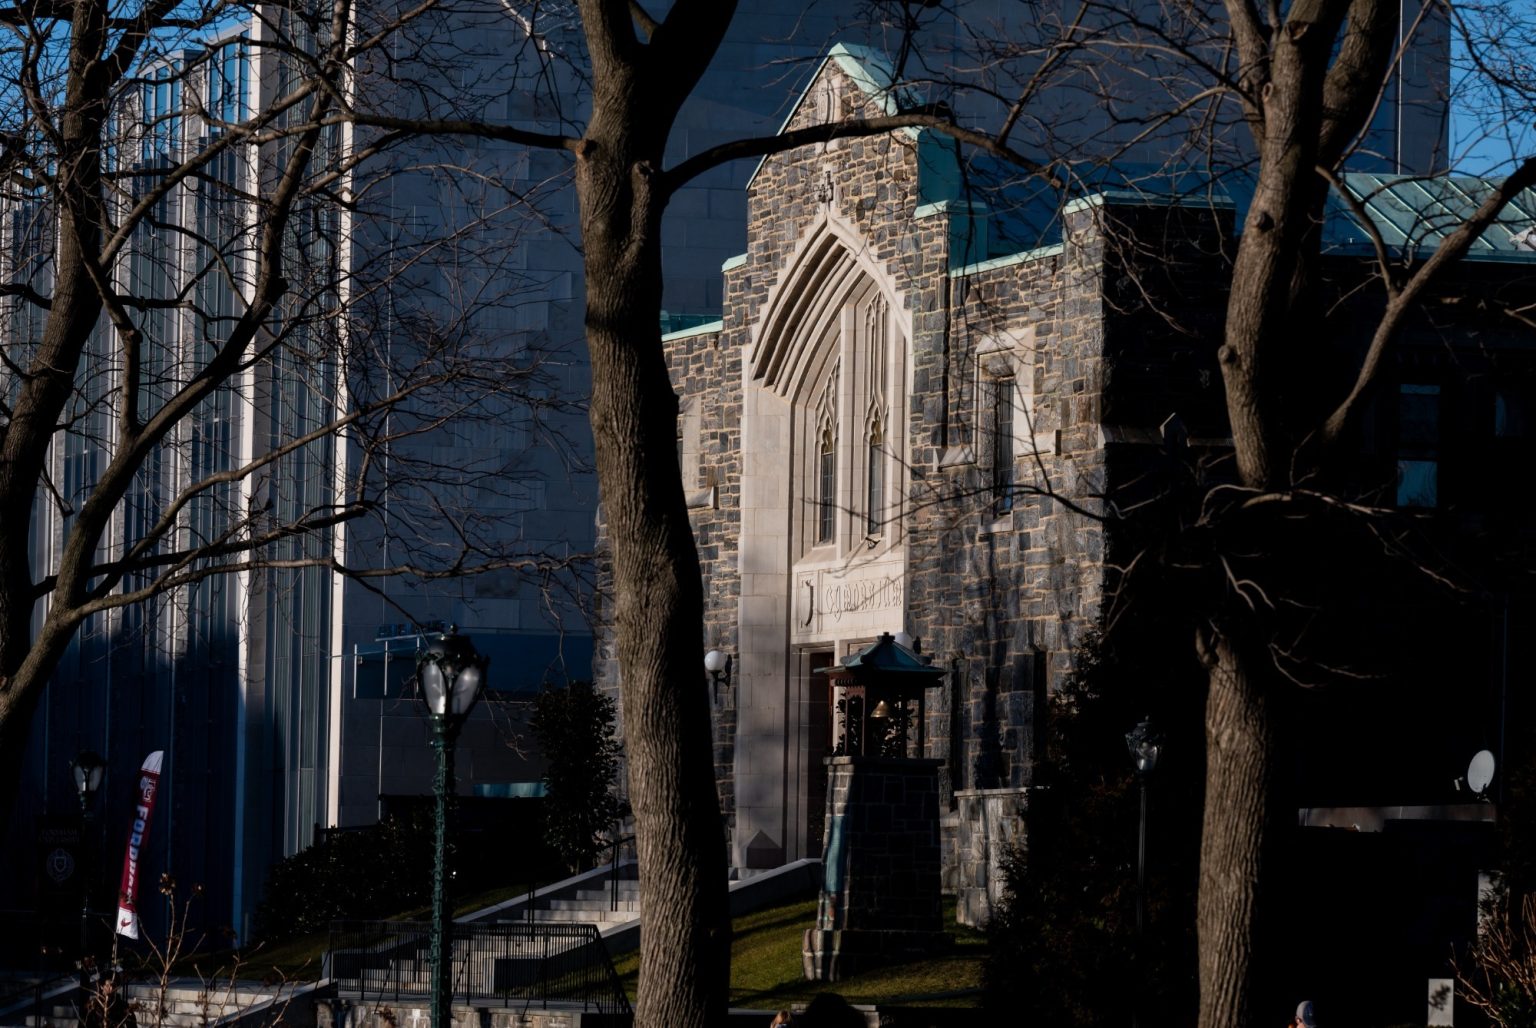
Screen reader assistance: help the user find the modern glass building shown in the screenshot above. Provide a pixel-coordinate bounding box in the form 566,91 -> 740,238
0,22 -> 347,940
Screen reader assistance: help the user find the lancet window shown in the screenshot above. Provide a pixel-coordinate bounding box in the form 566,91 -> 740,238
866,416 -> 885,537
815,366 -> 839,545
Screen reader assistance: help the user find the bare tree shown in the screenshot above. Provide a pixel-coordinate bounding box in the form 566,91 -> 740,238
332,1 -> 1536,1025
1156,3 -> 1536,1022
0,0 -> 585,850
0,0 -> 345,818
1456,890 -> 1536,1028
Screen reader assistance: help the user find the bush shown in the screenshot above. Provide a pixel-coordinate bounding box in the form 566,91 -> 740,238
529,681 -> 625,872
1457,893 -> 1536,1028
982,631 -> 1203,1026
252,810 -> 434,942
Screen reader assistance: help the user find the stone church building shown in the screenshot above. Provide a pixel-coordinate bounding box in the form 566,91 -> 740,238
595,41 -> 1536,933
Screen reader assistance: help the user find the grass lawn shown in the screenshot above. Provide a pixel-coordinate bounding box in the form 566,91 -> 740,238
611,898 -> 986,1010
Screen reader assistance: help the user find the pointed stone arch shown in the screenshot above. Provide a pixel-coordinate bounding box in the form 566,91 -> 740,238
749,208 -> 911,400
732,212 -> 915,877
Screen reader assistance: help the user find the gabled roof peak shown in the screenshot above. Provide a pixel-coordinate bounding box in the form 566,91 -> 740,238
745,41 -> 919,192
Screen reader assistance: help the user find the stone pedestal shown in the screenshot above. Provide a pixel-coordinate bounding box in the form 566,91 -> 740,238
950,787 -> 1029,926
803,756 -> 950,981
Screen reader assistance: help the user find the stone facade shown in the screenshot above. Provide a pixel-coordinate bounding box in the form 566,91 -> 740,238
592,31 -> 1536,940
948,787 -> 1030,927
590,44 -> 1241,922
599,31 -> 1376,936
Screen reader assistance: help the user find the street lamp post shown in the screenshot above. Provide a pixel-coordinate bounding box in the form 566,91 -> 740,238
70,750 -> 106,996
416,629 -> 488,1028
1125,717 -> 1162,1028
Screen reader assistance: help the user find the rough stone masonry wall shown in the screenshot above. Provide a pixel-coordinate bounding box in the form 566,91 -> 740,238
732,113 -> 941,336
903,204 -> 1113,924
906,203 -> 1110,805
926,199 -> 1237,923
804,757 -> 947,981
667,323 -> 743,839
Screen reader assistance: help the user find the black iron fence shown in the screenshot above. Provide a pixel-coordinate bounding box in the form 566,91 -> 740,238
326,920 -> 630,1016
0,909 -> 82,1016
0,908 -> 86,971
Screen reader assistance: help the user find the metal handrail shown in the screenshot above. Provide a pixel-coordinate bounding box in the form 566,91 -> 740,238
327,919 -> 630,1015
608,835 -> 636,913
0,908 -> 83,1018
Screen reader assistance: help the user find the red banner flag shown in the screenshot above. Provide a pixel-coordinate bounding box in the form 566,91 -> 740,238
115,750 -> 164,939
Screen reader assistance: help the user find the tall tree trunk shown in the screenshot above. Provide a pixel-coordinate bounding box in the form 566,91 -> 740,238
1196,625 -> 1280,1028
0,0 -> 111,831
575,126 -> 730,1028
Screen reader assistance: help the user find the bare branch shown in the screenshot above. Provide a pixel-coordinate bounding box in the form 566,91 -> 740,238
1317,154 -> 1536,447
628,0 -> 657,41
1317,0 -> 1400,167
661,109 -> 1060,194
345,112 -> 578,153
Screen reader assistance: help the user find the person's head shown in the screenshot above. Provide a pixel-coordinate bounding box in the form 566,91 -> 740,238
801,993 -> 863,1028
770,1011 -> 794,1027
1296,1000 -> 1318,1028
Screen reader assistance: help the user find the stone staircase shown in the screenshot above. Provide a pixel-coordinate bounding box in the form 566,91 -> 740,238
517,880 -> 639,930
2,978 -> 300,1027
470,860 -> 641,936
459,857 -> 825,961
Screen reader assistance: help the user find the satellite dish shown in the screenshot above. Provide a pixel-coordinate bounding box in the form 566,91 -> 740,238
1467,750 -> 1496,796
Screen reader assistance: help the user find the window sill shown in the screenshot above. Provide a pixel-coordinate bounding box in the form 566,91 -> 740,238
938,444 -> 975,468
978,512 -> 1015,537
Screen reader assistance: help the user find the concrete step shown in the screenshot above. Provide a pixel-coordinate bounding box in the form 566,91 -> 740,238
547,897 -> 639,913
574,883 -> 640,899
521,909 -> 628,926
491,911 -> 635,929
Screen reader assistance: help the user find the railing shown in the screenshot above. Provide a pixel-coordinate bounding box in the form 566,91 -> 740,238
327,920 -> 630,1016
607,836 -> 636,913
0,909 -> 83,1017
0,908 -> 84,971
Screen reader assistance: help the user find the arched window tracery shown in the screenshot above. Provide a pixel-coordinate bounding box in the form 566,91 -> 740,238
815,363 -> 840,546
752,223 -> 907,563
866,414 -> 884,537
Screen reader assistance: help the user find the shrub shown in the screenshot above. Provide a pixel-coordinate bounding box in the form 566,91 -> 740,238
252,810 -> 433,942
529,681 -> 625,872
982,631 -> 1203,1026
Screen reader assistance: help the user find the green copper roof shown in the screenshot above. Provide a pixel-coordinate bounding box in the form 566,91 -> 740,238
815,632 -> 946,681
1326,172 -> 1536,259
